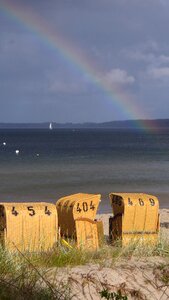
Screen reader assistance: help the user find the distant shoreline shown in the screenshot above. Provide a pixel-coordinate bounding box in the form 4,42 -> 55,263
1,118 -> 169,129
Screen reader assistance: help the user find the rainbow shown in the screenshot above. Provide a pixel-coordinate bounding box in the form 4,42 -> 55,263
0,0 -> 157,130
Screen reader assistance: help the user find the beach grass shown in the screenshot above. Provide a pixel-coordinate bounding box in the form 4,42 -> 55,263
30,234 -> 169,269
0,246 -> 71,300
0,236 -> 169,299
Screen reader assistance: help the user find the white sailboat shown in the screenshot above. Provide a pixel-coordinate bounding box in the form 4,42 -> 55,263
49,122 -> 53,130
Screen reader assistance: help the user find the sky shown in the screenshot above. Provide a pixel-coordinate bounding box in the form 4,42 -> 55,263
0,0 -> 169,123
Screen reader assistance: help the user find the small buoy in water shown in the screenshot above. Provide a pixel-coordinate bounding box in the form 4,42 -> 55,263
3,142 -> 6,146
15,150 -> 19,155
36,153 -> 39,157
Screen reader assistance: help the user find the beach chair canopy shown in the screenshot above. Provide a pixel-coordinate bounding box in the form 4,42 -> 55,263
109,193 -> 159,245
56,193 -> 101,237
0,202 -> 58,252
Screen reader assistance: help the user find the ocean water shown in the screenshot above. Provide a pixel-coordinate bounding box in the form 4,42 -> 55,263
0,128 -> 169,213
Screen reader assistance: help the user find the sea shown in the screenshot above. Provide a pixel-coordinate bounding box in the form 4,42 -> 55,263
0,128 -> 169,213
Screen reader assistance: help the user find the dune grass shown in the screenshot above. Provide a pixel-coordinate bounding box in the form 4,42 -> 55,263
0,246 -> 70,299
30,234 -> 169,269
0,236 -> 168,299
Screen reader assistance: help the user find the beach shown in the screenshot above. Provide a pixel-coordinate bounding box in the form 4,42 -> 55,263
0,128 -> 169,298
42,210 -> 169,300
49,256 -> 169,300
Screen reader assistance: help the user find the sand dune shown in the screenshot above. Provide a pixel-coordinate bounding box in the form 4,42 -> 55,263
45,209 -> 169,299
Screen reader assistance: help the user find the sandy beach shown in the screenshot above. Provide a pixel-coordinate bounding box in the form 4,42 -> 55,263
50,256 -> 169,300
44,209 -> 169,300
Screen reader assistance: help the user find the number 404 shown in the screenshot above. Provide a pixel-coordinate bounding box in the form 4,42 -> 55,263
76,201 -> 95,213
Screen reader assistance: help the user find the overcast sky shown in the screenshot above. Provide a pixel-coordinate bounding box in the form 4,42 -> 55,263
0,0 -> 169,123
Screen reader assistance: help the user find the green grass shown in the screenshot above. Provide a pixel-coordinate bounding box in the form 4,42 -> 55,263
0,246 -> 70,299
0,236 -> 169,299
22,235 -> 169,269
100,288 -> 128,299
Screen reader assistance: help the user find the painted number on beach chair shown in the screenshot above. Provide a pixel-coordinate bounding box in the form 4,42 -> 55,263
90,201 -> 95,211
128,198 -> 133,206
45,206 -> 51,215
76,203 -> 82,213
12,206 -> 18,216
149,198 -> 155,206
138,199 -> 144,206
82,202 -> 88,212
76,201 -> 96,213
27,206 -> 35,216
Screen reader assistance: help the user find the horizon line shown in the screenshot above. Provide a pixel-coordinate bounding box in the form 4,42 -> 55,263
0,118 -> 169,124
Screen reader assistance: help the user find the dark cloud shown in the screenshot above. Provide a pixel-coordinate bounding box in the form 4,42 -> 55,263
0,0 -> 169,122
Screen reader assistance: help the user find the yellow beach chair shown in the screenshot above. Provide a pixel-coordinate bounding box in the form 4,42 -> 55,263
56,193 -> 102,250
0,202 -> 58,252
109,193 -> 160,246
